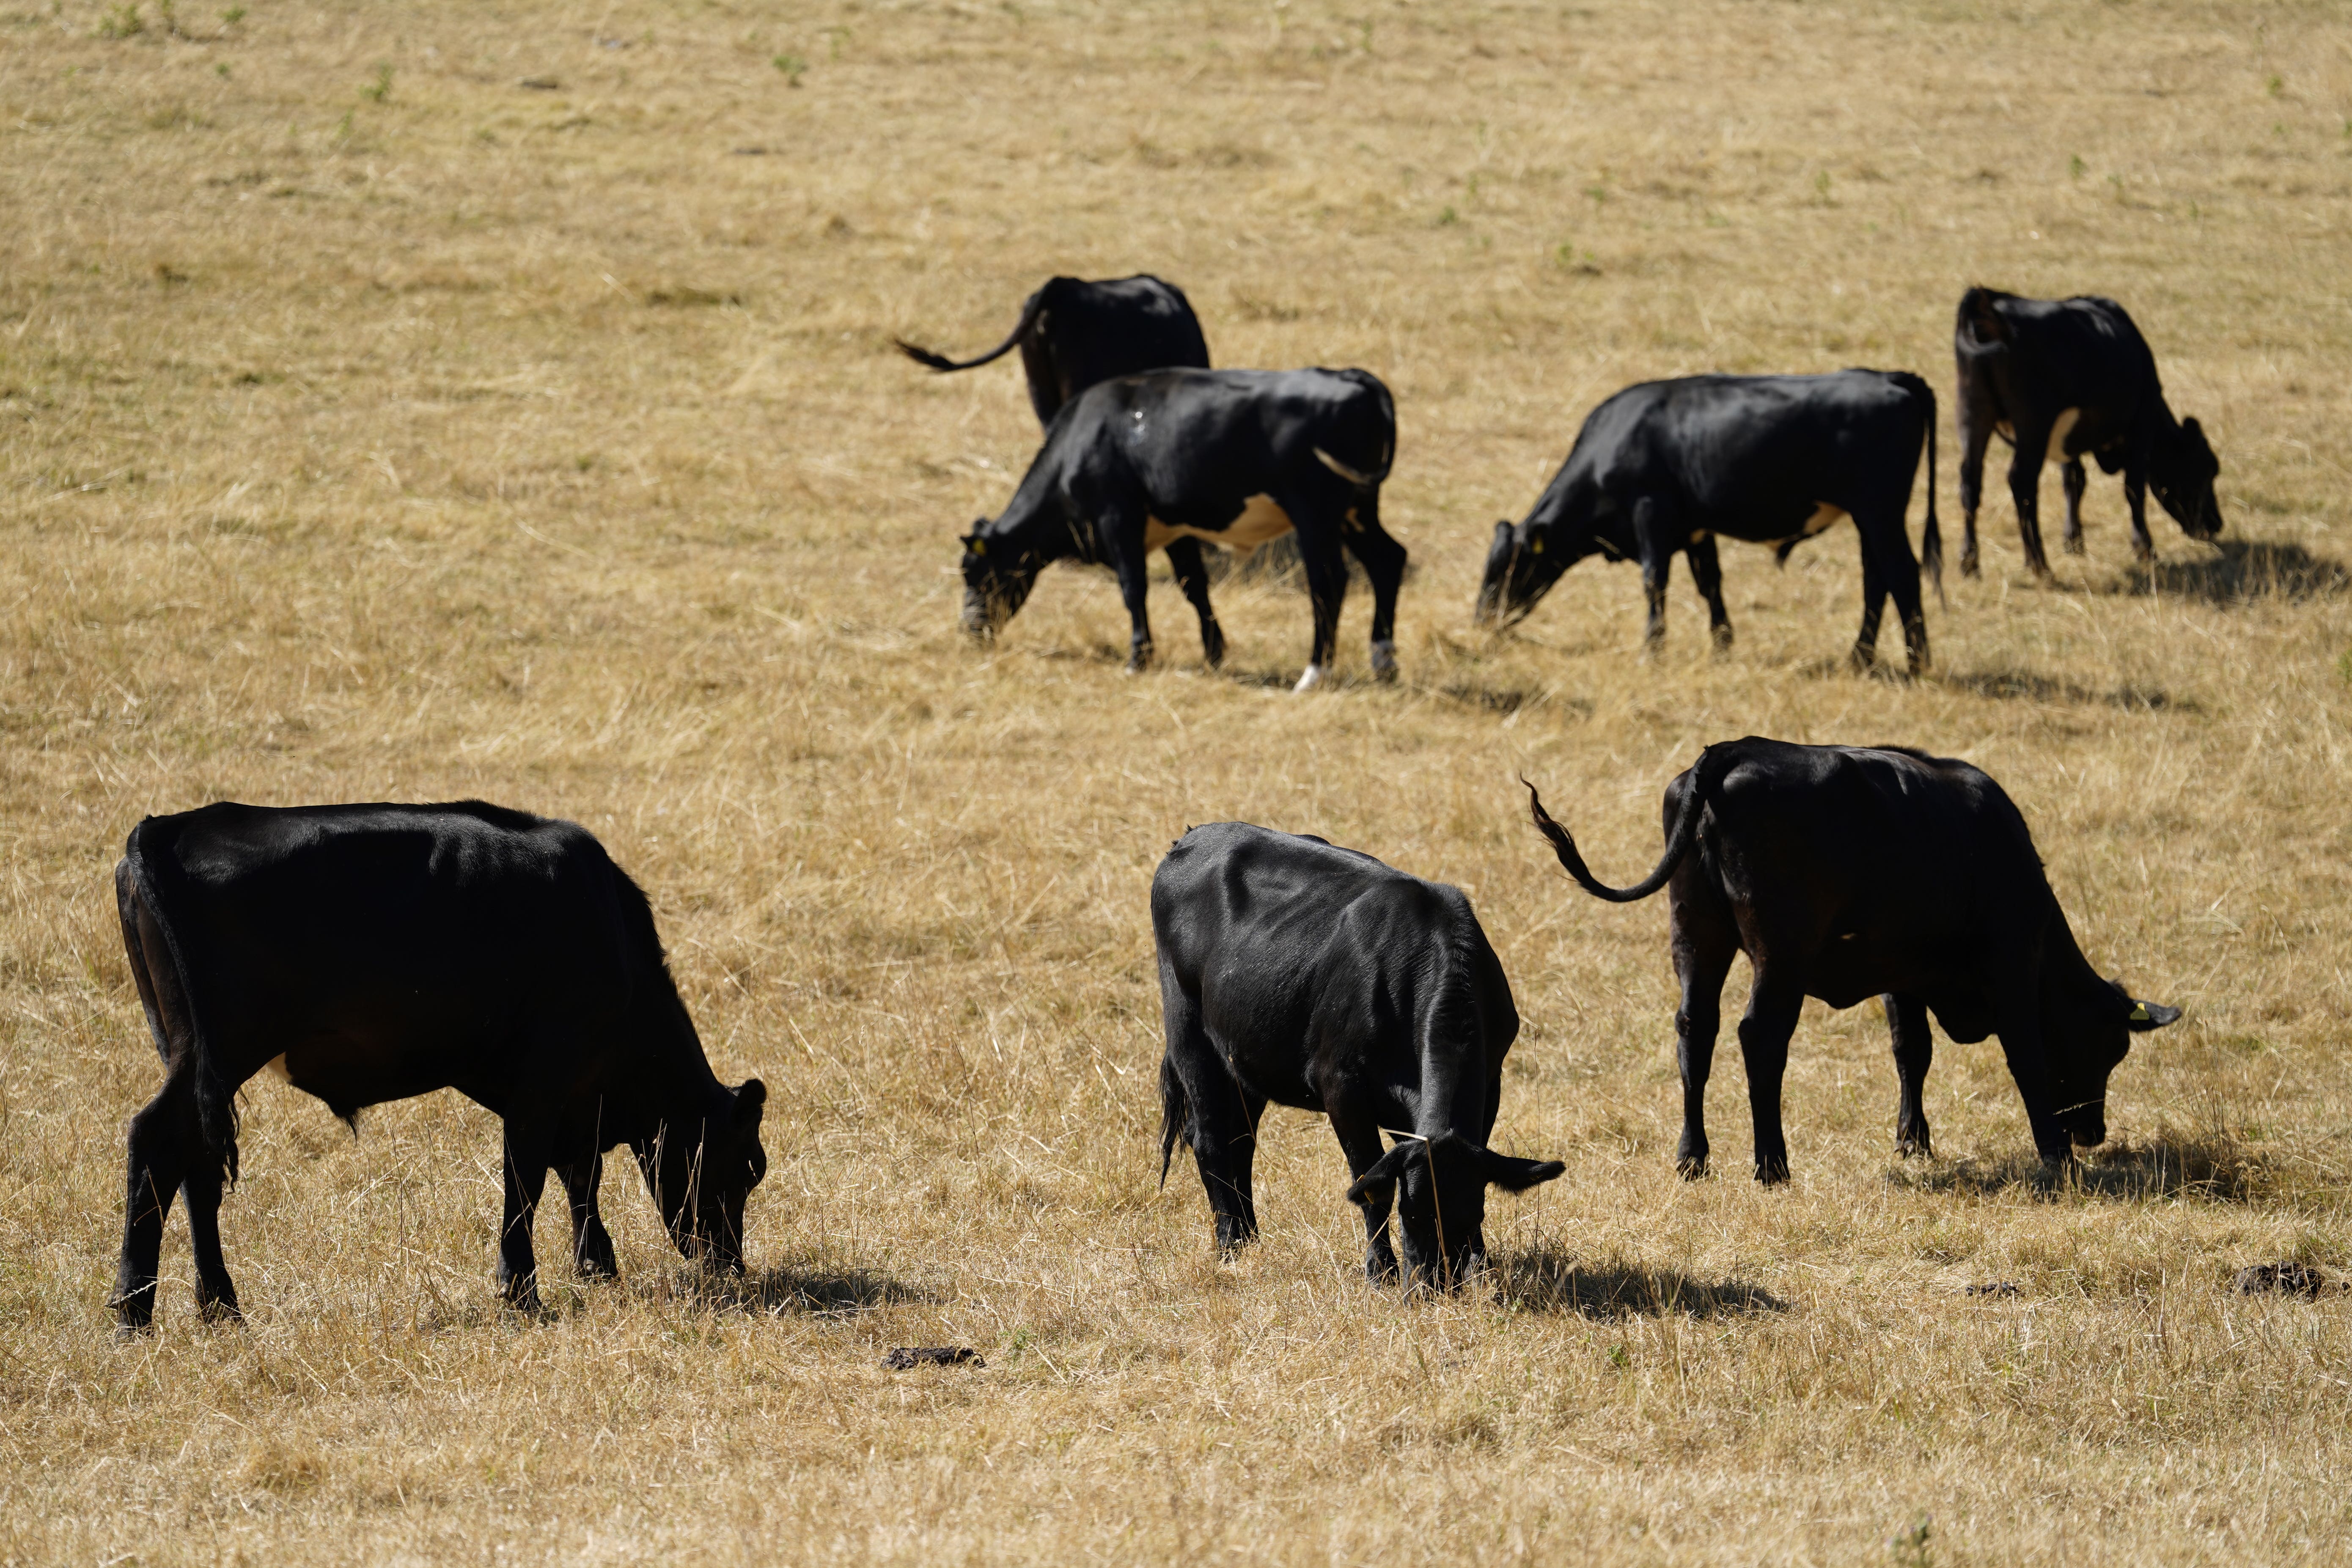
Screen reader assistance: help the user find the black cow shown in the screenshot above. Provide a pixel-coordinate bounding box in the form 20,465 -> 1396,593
1152,823 -> 1564,1285
959,367 -> 1404,692
1524,739 -> 2180,1182
896,274 -> 1212,428
1954,286 -> 2223,578
1475,370 -> 1943,676
110,802 -> 768,1329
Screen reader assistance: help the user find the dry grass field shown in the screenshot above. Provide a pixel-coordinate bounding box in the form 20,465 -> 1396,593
4,0 -> 2351,1561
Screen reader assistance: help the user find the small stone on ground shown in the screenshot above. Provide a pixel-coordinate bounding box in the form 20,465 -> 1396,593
2231,1263 -> 2329,1298
882,1346 -> 985,1370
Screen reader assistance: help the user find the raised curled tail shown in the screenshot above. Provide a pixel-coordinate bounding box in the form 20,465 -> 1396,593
893,286 -> 1049,374
1157,1054 -> 1188,1190
1888,370 -> 1945,608
1523,747 -> 1731,903
122,820 -> 240,1186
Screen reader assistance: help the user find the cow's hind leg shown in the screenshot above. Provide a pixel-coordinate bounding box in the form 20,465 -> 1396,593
1631,495 -> 1675,651
1159,972 -> 1263,1251
1339,492 -> 1407,682
1099,508 -> 1156,673
1885,993 -> 1934,1158
1736,967 -> 1805,1185
2060,458 -> 2088,555
1857,510 -> 1930,677
1670,887 -> 1739,1179
1850,541 -> 1889,673
1163,538 -> 1225,670
1290,516 -> 1350,692
114,1076 -> 197,1330
2006,431 -> 2053,579
496,1120 -> 555,1313
1687,534 -> 1733,652
560,1153 -> 618,1280
181,1162 -> 241,1322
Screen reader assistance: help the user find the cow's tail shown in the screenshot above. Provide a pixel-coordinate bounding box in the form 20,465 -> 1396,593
1888,370 -> 1945,608
121,820 -> 239,1186
1954,286 -> 2011,360
1524,746 -> 1731,904
1157,1054 -> 1188,1190
893,287 -> 1047,374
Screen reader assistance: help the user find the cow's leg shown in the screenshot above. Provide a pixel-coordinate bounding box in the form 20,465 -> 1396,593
2059,458 -> 2088,555
1162,538 -> 1225,670
1864,511 -> 1932,677
1330,1109 -> 1401,1283
1736,968 -> 1804,1185
1630,494 -> 1675,650
1099,511 -> 1156,674
1291,519 -> 1350,692
1686,533 -> 1733,651
1885,993 -> 1934,1158
1851,539 -> 1889,672
1160,974 -> 1264,1251
1670,895 -> 1738,1179
496,1121 -> 554,1313
1339,492 -> 1407,683
181,1162 -> 241,1323
2005,430 -> 2053,579
113,1076 -> 197,1330
559,1153 -> 618,1280
2123,461 -> 2155,563
1955,376 -> 1998,578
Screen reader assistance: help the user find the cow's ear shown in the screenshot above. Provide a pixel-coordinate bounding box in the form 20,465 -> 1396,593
2182,417 -> 2203,438
2125,1000 -> 2182,1033
732,1078 -> 768,1128
1476,1148 -> 1566,1192
1493,519 -> 1513,540
1344,1138 -> 1423,1206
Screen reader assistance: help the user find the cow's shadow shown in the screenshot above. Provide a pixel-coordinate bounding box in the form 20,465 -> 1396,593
1888,1130 -> 2272,1204
650,1258 -> 940,1317
1943,667 -> 2190,712
1492,1245 -> 1789,1318
2108,539 -> 2350,606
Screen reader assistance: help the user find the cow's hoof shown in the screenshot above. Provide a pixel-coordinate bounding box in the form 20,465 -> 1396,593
1959,551 -> 1980,579
1674,1154 -> 1709,1181
1369,639 -> 1398,682
2063,536 -> 2085,556
1754,1158 -> 1791,1186
1709,626 -> 1734,655
196,1296 -> 244,1326
1895,1134 -> 1933,1160
1292,664 -> 1325,694
1201,627 -> 1225,670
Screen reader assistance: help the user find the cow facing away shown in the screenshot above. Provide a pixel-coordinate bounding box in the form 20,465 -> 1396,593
895,274 -> 1212,428
959,367 -> 1404,693
109,802 -> 768,1329
1524,740 -> 2179,1182
1954,287 -> 2222,578
1152,824 -> 1564,1285
1476,370 -> 1942,676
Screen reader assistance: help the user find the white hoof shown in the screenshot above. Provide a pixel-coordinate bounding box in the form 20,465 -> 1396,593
1293,664 -> 1325,694
1369,639 -> 1397,678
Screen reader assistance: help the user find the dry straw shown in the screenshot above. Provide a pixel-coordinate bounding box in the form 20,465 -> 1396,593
2,0 -> 2349,1563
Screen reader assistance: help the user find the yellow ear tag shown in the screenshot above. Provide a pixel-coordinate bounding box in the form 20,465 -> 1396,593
1530,536 -> 1544,555
2130,1002 -> 2150,1022
968,538 -> 986,556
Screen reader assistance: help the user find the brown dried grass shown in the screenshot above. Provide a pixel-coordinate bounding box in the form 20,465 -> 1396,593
3,0 -> 2350,1562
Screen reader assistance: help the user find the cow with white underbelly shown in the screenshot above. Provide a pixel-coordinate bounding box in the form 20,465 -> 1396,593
958,366 -> 1404,692
1475,369 -> 1942,676
1954,287 -> 2222,578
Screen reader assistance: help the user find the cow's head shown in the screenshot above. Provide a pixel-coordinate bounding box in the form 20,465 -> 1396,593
959,523 -> 1039,640
2043,980 -> 2179,1151
2148,416 -> 2222,540
1345,1131 -> 1564,1286
647,1078 -> 769,1272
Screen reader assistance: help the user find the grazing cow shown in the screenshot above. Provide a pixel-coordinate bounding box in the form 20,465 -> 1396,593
1954,286 -> 2223,578
1152,823 -> 1564,1285
1523,739 -> 2180,1182
110,802 -> 768,1329
1475,370 -> 1943,676
896,274 -> 1212,428
959,367 -> 1404,692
